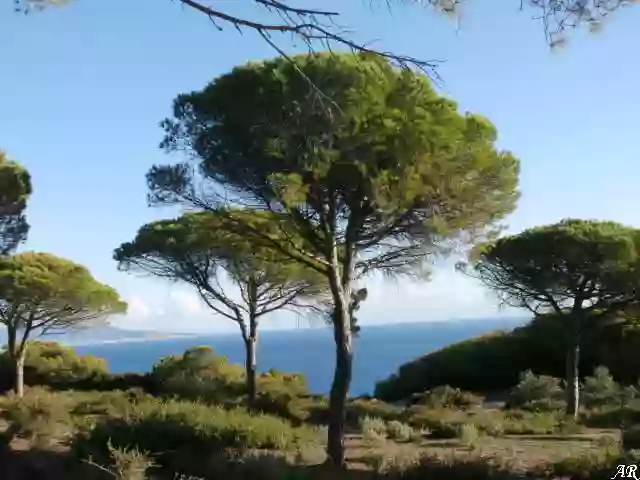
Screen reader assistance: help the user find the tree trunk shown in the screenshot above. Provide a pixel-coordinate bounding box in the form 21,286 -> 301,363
14,349 -> 26,398
245,328 -> 258,407
565,315 -> 580,419
6,326 -> 25,398
326,298 -> 353,468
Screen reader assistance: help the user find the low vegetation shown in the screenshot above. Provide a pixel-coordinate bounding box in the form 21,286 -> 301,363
376,312 -> 640,400
0,342 -> 638,479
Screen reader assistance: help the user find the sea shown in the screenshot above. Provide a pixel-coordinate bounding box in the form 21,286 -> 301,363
73,318 -> 527,396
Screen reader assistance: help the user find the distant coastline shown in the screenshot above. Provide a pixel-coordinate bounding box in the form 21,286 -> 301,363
0,316 -> 529,349
64,333 -> 199,347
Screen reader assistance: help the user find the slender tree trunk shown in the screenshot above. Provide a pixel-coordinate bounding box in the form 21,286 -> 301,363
245,319 -> 258,407
6,326 -> 25,398
14,350 -> 25,398
327,303 -> 353,468
565,314 -> 581,419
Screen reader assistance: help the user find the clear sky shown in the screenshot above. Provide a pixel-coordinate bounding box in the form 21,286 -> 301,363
2,0 -> 639,333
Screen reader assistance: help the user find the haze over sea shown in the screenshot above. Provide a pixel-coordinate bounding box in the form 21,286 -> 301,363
70,318 -> 526,396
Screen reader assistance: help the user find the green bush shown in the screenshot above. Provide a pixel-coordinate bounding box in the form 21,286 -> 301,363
359,416 -> 388,441
0,341 -> 109,391
375,330 -> 522,401
80,443 -> 155,480
345,398 -> 403,427
583,403 -> 640,428
1,386 -> 73,448
150,346 -> 246,403
583,366 -> 623,409
151,347 -> 315,422
545,448 -> 633,480
411,385 -> 482,409
380,452 -> 522,479
386,420 -> 414,441
375,314 -> 640,401
70,397 -> 318,478
252,369 -> 316,422
505,370 -> 565,411
70,389 -> 154,417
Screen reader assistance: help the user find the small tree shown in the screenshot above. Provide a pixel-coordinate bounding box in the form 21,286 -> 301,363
146,52 -> 520,466
0,151 -> 32,254
0,252 -> 126,396
114,210 -> 326,406
467,219 -> 640,419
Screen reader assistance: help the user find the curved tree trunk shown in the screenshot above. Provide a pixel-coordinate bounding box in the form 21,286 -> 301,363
327,303 -> 353,468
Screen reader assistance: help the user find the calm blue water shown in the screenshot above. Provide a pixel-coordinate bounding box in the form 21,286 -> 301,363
74,319 -> 525,396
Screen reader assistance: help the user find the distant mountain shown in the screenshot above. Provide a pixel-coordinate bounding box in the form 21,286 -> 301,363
0,325 -> 196,347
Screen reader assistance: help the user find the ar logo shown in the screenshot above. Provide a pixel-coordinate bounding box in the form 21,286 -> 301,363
611,465 -> 640,479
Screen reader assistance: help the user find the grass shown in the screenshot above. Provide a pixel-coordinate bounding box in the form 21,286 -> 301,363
1,372 -> 639,479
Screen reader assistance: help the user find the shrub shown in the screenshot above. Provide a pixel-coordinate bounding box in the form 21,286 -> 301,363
252,370 -> 314,422
506,370 -> 564,411
345,398 -> 403,427
81,443 -> 155,480
501,410 -> 560,435
1,387 -> 72,448
546,448 -> 630,480
458,423 -> 480,447
359,415 -> 388,442
150,346 -> 246,403
0,341 -> 109,391
583,366 -> 622,409
386,420 -> 414,442
71,389 -> 153,417
71,398 -> 318,478
375,313 -> 640,401
411,385 -> 482,409
381,452 -> 523,479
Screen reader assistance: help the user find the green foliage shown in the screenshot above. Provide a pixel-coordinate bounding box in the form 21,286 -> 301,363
88,444 -> 155,480
0,252 -> 127,352
1,386 -> 72,448
150,346 -> 320,422
375,330 -> 521,400
406,404 -> 567,437
0,151 -> 32,254
583,366 -> 623,409
0,341 -> 108,390
385,420 -> 414,441
70,389 -> 155,417
506,370 -> 565,411
345,398 -> 404,426
411,385 -> 482,409
70,398 -> 318,478
546,448 -> 631,480
378,452 -> 521,479
471,219 -> 640,315
359,415 -> 388,440
150,346 -> 246,402
457,423 -> 480,447
375,312 -> 640,400
151,50 -> 519,282
114,209 -> 325,298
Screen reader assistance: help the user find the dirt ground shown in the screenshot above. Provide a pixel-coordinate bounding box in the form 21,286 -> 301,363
0,422 -> 621,480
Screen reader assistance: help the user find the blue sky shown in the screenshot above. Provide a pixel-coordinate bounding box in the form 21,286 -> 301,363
2,0 -> 639,333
